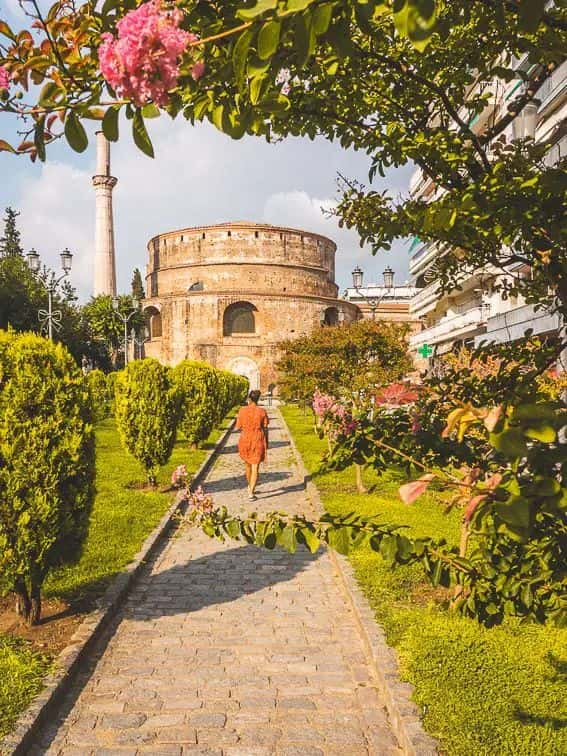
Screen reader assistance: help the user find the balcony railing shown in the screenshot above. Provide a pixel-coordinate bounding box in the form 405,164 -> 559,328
409,306 -> 487,349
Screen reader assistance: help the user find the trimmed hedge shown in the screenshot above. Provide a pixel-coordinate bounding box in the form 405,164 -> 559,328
114,358 -> 181,484
0,331 -> 95,625
173,360 -> 247,447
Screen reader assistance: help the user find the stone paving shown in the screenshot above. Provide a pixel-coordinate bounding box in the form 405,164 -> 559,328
35,409 -> 401,756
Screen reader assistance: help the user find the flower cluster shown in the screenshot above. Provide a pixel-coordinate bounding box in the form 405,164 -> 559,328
98,1 -> 196,107
275,68 -> 291,95
375,382 -> 419,407
312,389 -> 336,418
171,463 -> 188,489
0,66 -> 10,90
187,485 -> 215,523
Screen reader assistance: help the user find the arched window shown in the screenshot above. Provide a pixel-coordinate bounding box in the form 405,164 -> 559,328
223,302 -> 257,336
145,306 -> 162,338
322,307 -> 339,326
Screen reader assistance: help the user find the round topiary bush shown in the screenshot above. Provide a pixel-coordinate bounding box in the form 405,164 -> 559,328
0,331 -> 95,625
114,358 -> 181,484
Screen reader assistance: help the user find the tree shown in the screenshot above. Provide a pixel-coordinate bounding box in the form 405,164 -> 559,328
131,267 -> 145,300
173,360 -> 223,447
277,320 -> 411,403
0,207 -> 23,257
82,294 -> 145,368
114,358 -> 181,484
0,331 -> 95,625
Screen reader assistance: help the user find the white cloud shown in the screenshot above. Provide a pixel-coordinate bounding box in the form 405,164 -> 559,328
17,162 -> 94,294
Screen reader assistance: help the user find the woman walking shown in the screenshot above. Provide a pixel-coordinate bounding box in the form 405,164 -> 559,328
235,389 -> 269,501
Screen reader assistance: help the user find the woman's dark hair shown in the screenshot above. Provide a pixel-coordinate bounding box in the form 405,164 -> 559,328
248,389 -> 261,404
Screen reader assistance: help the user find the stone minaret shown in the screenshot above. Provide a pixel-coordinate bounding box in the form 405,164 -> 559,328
92,131 -> 117,296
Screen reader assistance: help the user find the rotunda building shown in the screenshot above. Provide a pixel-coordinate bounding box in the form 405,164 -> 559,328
142,221 -> 359,390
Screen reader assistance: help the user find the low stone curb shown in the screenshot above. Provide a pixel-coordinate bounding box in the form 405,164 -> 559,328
0,416 -> 236,756
279,407 -> 439,756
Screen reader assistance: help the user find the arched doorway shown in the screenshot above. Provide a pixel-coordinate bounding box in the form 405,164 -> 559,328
226,356 -> 260,391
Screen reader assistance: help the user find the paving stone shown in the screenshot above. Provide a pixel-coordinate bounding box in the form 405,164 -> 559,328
34,411 -> 400,754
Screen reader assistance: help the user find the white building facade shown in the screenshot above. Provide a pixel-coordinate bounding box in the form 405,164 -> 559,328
408,55 -> 566,360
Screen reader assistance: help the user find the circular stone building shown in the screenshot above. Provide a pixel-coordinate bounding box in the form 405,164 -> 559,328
142,221 -> 360,390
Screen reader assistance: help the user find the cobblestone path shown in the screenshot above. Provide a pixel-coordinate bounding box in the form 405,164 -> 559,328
36,409 -> 400,756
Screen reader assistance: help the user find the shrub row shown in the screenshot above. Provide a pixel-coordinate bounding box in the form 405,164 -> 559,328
109,358 -> 248,483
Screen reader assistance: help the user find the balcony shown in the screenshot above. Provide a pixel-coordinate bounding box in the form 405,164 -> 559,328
474,303 -> 562,346
409,306 -> 487,350
409,281 -> 440,318
537,60 -> 567,115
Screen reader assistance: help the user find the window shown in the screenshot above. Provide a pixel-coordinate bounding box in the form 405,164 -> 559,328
228,230 -> 232,237
254,231 -> 259,239
145,307 -> 162,338
322,307 -> 339,326
188,281 -> 204,291
223,302 -> 257,336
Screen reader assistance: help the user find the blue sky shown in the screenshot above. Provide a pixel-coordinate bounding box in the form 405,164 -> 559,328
0,0 -> 413,301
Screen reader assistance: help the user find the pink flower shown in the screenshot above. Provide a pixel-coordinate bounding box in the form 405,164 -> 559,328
191,61 -> 205,81
98,1 -> 193,107
375,383 -> 419,407
0,66 -> 10,90
171,463 -> 188,488
312,390 -> 336,418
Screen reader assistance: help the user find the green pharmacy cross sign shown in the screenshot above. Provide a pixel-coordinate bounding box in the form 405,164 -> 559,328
418,343 -> 433,359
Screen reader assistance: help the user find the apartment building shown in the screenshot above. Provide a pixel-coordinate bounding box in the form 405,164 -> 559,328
408,55 -> 566,361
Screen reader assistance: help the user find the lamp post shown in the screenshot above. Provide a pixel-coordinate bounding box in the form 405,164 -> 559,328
131,325 -> 150,360
112,296 -> 139,366
26,248 -> 73,339
351,266 -> 395,320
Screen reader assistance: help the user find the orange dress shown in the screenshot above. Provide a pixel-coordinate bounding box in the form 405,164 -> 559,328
236,404 -> 269,464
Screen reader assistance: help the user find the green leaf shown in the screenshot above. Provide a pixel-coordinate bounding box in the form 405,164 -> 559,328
490,428 -> 528,458
258,19 -> 281,60
226,520 -> 240,539
233,29 -> 254,90
312,2 -> 333,35
142,103 -> 160,119
285,0 -> 314,11
518,0 -> 547,33
64,112 -> 88,153
132,110 -> 154,158
279,524 -> 297,553
300,526 -> 320,554
237,0 -> 277,21
250,75 -> 265,105
495,495 -> 531,531
38,81 -> 60,107
327,525 -> 350,555
102,107 -> 119,142
524,425 -> 556,443
393,0 -> 436,52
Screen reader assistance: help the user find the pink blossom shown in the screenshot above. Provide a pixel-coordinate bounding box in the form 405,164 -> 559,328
375,383 -> 419,407
98,1 -> 194,107
312,390 -> 336,418
0,66 -> 10,90
191,61 -> 205,81
188,485 -> 215,520
171,463 -> 188,488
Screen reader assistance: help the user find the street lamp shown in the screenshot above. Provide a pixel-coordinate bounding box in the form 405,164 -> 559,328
26,247 -> 73,339
351,265 -> 395,320
113,296 -> 139,366
131,324 -> 150,360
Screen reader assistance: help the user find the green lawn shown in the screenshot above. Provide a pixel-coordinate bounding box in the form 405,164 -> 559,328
0,412 -> 234,740
282,404 -> 567,756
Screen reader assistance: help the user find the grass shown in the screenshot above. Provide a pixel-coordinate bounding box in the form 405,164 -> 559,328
281,404 -> 567,756
0,636 -> 53,739
0,412 -> 234,740
44,413 -> 234,603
